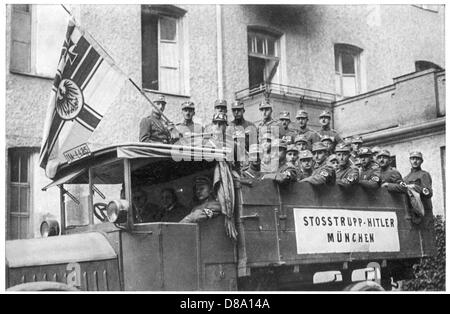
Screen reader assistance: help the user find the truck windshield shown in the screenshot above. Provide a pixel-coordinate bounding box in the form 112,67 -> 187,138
65,159 -> 124,227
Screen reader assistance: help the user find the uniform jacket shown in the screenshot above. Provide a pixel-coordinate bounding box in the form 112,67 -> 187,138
277,124 -> 298,145
179,197 -> 222,223
297,167 -> 313,181
380,167 -> 407,193
336,163 -> 359,188
176,120 -> 204,146
139,112 -> 172,144
157,203 -> 190,222
230,119 -> 257,151
318,127 -> 343,145
404,167 -> 433,210
297,126 -> 321,148
359,161 -> 381,189
257,119 -> 277,138
301,160 -> 335,185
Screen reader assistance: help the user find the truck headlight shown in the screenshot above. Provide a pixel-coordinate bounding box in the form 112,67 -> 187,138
106,199 -> 129,224
40,219 -> 60,237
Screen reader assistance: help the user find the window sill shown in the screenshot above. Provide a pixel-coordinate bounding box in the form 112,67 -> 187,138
9,70 -> 54,81
142,88 -> 191,99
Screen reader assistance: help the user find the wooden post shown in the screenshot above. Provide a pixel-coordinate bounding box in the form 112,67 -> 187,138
88,167 -> 94,225
59,185 -> 66,235
124,159 -> 134,230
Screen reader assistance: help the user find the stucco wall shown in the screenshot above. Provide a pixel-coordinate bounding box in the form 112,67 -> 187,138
334,69 -> 442,137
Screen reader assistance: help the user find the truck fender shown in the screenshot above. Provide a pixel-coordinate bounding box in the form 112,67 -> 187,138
7,281 -> 79,291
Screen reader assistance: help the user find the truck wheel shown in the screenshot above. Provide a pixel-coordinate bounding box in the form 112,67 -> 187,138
7,281 -> 79,291
343,281 -> 385,291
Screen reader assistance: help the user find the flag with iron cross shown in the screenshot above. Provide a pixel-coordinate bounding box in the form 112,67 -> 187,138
39,18 -> 126,176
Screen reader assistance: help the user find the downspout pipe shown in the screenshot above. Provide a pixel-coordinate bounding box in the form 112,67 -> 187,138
216,4 -> 224,100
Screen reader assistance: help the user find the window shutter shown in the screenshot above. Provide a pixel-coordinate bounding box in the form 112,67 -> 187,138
142,13 -> 159,90
10,4 -> 31,73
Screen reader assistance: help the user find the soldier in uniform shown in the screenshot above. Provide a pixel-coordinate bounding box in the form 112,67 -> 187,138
335,143 -> 359,188
229,100 -> 256,156
321,135 -> 335,154
294,134 -> 309,152
300,142 -> 335,185
278,111 -> 297,144
295,109 -> 320,148
241,144 -> 262,180
404,151 -> 433,211
358,147 -> 382,189
273,138 -> 287,168
179,176 -> 222,223
132,187 -> 160,223
371,146 -> 382,168
204,99 -> 228,135
175,101 -> 203,146
377,150 -> 407,193
297,150 -> 314,180
203,112 -> 229,149
257,99 -> 277,139
350,136 -> 363,160
263,144 -> 298,184
317,110 -> 342,149
139,95 -> 178,144
327,154 -> 339,171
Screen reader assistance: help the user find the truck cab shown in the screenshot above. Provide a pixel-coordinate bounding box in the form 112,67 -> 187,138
6,143 -> 435,291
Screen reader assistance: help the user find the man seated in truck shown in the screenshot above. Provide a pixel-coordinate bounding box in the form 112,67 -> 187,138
300,142 -> 335,185
358,147 -> 382,189
335,143 -> 359,188
377,150 -> 407,193
297,150 -> 314,181
156,188 -> 190,222
262,144 -> 299,184
132,187 -> 160,223
179,176 -> 222,223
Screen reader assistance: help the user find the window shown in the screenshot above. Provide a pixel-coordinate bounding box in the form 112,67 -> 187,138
141,5 -> 186,95
9,4 -> 68,77
247,28 -> 281,89
334,44 -> 363,98
8,149 -> 34,239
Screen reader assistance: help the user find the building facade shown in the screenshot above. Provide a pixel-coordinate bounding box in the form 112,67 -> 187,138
5,4 -> 445,239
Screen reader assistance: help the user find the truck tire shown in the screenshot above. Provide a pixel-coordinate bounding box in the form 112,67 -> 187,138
7,281 -> 79,291
343,281 -> 385,291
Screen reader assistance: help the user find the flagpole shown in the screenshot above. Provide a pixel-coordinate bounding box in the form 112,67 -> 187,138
60,4 -> 173,125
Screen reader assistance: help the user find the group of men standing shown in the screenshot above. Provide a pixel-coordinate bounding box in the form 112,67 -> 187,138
138,95 -> 433,215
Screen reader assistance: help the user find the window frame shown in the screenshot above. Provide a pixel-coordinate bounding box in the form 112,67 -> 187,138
334,44 -> 363,98
247,28 -> 282,89
141,5 -> 188,96
8,148 -> 36,240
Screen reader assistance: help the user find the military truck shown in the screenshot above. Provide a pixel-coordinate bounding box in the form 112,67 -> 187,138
5,142 -> 435,291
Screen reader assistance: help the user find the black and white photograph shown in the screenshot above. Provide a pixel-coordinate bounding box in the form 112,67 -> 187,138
2,2 -> 446,296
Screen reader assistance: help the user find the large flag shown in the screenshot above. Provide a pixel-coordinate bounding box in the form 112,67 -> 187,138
39,19 -> 126,177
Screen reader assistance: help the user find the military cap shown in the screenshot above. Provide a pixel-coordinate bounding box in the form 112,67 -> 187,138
328,154 -> 338,162
181,101 -> 195,110
249,144 -> 260,156
371,146 -> 381,155
320,135 -> 333,143
358,147 -> 373,156
231,100 -> 244,109
154,95 -> 166,104
296,109 -> 308,119
279,111 -> 291,121
214,99 -> 228,109
259,99 -> 272,110
312,142 -> 329,152
319,110 -> 332,118
335,143 -> 351,152
351,136 -> 363,144
294,134 -> 308,144
298,150 -> 313,160
286,144 -> 299,153
377,149 -> 391,158
212,112 -> 228,123
410,151 -> 423,160
194,175 -> 212,187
